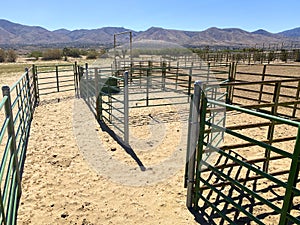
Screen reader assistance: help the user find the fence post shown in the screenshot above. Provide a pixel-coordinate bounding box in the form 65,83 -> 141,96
292,81 -> 300,117
279,126 -> 300,225
55,65 -> 60,92
25,68 -> 33,115
186,81 -> 202,208
32,64 -> 39,105
162,61 -> 166,91
187,64 -> 193,102
2,86 -> 22,198
193,83 -> 208,210
226,62 -> 236,104
175,61 -> 179,90
263,81 -> 281,172
74,61 -> 78,95
95,68 -> 100,121
85,63 -> 89,79
258,64 -> 267,104
226,63 -> 232,104
124,71 -> 129,145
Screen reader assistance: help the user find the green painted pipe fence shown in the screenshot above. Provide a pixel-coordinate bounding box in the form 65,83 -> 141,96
0,63 -> 77,224
0,68 -> 36,225
185,81 -> 300,224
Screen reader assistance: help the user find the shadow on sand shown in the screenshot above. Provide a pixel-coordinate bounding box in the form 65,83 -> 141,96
98,120 -> 146,172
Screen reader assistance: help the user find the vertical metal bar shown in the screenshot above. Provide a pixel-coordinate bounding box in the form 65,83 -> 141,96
162,61 -> 166,91
2,86 -> 22,198
32,65 -> 39,105
175,61 -> 179,90
95,68 -> 100,121
25,68 -> 32,116
231,62 -> 237,102
139,61 -> 142,88
129,32 -> 133,82
193,91 -> 207,210
185,94 -> 194,188
258,64 -> 267,104
124,71 -> 129,144
226,63 -> 232,104
186,81 -> 202,208
206,62 -> 211,83
85,64 -> 89,103
263,81 -> 281,172
292,80 -> 300,117
187,66 -> 193,102
74,62 -> 78,95
85,63 -> 89,80
114,34 -> 117,71
55,65 -> 59,92
0,189 -> 6,224
279,125 -> 300,225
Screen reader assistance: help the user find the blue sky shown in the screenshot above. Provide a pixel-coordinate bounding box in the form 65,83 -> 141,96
1,0 -> 299,33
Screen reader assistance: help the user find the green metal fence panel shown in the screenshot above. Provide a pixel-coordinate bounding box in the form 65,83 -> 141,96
185,83 -> 300,224
0,68 -> 36,225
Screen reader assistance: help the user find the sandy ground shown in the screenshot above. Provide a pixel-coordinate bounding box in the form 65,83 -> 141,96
4,61 -> 299,224
17,91 -> 198,225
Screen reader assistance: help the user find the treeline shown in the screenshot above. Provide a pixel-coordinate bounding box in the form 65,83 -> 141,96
28,48 -> 106,61
0,49 -> 18,63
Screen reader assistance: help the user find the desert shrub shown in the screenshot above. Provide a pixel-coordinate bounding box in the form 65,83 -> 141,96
267,51 -> 275,63
86,50 -> 98,59
6,49 -> 18,62
29,51 -> 43,60
295,49 -> 300,62
42,49 -> 62,60
63,47 -> 81,58
0,49 -> 6,62
253,51 -> 262,62
280,49 -> 288,62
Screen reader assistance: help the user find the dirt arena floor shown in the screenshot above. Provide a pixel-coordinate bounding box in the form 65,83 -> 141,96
0,61 -> 299,224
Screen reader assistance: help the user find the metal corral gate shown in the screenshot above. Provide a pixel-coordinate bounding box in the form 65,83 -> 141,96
32,63 -> 78,102
78,65 -> 129,143
185,82 -> 300,224
78,60 -> 231,145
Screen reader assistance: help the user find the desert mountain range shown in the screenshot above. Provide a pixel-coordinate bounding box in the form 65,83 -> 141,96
0,19 -> 300,48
